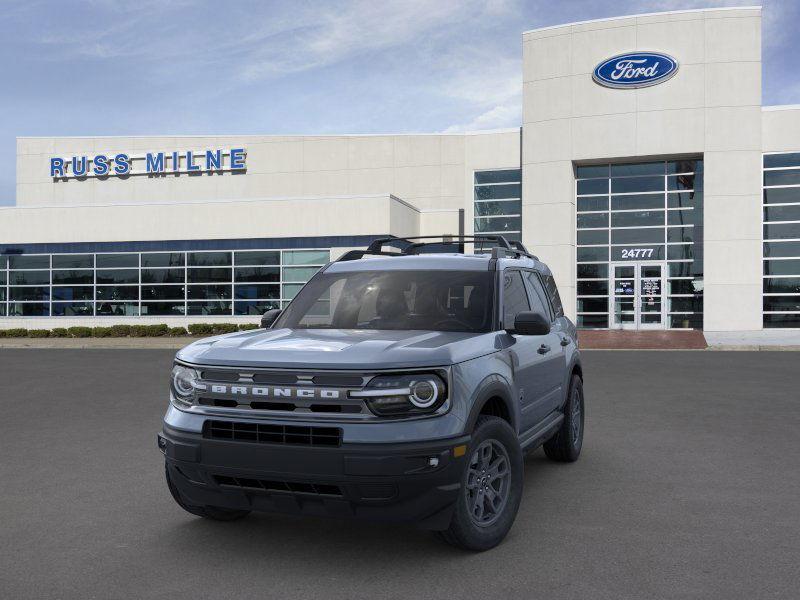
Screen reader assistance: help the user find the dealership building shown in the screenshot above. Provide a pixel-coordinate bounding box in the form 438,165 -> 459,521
2,6 -> 799,335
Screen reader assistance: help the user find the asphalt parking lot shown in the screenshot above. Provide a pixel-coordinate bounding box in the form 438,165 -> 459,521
1,350 -> 798,600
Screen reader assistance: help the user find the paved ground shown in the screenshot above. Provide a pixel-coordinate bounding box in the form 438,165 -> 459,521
1,350 -> 798,600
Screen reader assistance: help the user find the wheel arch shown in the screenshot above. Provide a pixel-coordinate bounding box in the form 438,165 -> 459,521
464,376 -> 518,434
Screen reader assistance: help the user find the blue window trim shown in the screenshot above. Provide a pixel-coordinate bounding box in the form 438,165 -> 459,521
0,235 -> 386,256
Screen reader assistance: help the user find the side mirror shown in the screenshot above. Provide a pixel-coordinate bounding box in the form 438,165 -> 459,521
260,308 -> 282,329
510,311 -> 551,336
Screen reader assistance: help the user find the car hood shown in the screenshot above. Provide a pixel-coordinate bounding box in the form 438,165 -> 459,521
176,328 -> 500,370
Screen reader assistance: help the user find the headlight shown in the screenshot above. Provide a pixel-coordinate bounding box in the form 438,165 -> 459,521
351,372 -> 447,417
170,364 -> 200,407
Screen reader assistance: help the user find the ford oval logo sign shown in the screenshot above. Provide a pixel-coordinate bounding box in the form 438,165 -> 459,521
593,52 -> 679,89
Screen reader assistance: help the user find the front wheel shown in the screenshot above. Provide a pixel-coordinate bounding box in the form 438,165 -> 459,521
543,374 -> 584,462
437,415 -> 523,551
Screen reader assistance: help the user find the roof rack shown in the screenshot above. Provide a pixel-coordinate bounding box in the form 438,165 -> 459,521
335,235 -> 538,262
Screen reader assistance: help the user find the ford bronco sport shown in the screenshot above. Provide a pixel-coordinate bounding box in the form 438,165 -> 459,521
159,235 -> 584,551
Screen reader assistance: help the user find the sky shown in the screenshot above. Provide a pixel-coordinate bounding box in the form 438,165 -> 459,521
1,0 -> 798,206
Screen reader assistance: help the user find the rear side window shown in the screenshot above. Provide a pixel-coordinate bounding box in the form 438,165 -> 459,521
502,271 -> 530,328
542,274 -> 564,318
522,271 -> 552,320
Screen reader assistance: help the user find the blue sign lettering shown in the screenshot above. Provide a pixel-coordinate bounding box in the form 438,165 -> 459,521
113,153 -> 130,175
593,52 -> 678,89
93,154 -> 109,176
50,158 -> 65,177
230,148 -> 246,170
146,152 -> 165,173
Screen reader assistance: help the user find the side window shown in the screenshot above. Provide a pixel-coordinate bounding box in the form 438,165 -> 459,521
522,271 -> 552,320
543,274 -> 564,318
502,271 -> 530,328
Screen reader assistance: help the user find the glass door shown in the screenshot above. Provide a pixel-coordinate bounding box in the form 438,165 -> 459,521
610,262 -> 666,330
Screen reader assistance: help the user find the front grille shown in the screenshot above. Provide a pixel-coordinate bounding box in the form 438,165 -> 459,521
204,420 -> 342,447
213,475 -> 343,497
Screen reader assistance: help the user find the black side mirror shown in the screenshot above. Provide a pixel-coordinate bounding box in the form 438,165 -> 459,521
260,308 -> 282,329
509,311 -> 551,336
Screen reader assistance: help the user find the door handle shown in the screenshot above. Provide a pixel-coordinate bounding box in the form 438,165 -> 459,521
560,336 -> 570,347
538,344 -> 551,354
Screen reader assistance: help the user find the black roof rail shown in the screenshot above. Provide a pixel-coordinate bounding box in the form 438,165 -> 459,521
335,235 -> 537,262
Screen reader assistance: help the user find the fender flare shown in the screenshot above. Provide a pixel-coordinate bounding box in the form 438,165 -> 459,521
463,374 -> 517,434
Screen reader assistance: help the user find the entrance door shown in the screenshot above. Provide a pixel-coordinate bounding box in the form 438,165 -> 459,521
610,262 -> 666,330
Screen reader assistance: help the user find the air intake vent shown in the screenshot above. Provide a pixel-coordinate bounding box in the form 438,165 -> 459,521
213,475 -> 343,497
204,420 -> 342,447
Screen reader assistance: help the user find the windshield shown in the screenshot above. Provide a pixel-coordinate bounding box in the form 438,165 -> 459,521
275,270 -> 495,332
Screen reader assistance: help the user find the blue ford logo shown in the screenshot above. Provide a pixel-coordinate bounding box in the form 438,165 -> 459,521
593,52 -> 679,89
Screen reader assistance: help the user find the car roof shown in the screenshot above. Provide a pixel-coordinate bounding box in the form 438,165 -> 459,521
325,252 -> 550,274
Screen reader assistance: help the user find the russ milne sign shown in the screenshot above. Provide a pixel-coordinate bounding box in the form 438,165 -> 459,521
50,148 -> 246,179
593,52 -> 678,89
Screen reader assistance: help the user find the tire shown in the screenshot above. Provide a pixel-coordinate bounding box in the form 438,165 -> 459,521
543,374 -> 584,463
437,415 -> 523,551
165,463 -> 251,521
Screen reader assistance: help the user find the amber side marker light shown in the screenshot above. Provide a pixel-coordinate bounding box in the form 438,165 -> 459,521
453,445 -> 467,458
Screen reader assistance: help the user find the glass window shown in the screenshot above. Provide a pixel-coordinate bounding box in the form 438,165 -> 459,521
611,246 -> 665,261
764,170 -> 800,187
667,209 -> 699,226
763,188 -> 800,204
577,179 -> 608,195
96,269 -> 138,284
53,286 -> 94,301
577,197 -> 608,212
141,253 -> 185,268
667,174 -> 700,191
0,255 -> 6,269
764,223 -> 800,240
667,245 -> 694,261
667,227 -> 694,243
577,315 -> 608,328
577,281 -> 608,295
187,285 -> 232,300
141,285 -> 185,300
577,298 -> 608,312
234,251 -> 279,266
282,250 -> 329,266
668,262 -> 695,277
500,271 -> 530,328
474,216 -> 521,233
611,176 -> 663,194
611,228 -> 664,244
763,296 -> 800,312
668,192 -> 702,209
764,205 -> 800,222
141,302 -> 185,316
188,251 -> 232,266
541,274 -> 564,318
234,284 -> 280,299
576,165 -> 608,179
764,260 -> 800,276
9,255 -> 49,269
669,314 -> 703,329
611,210 -> 665,228
9,271 -> 50,285
187,301 -> 233,315
282,283 -> 304,300
187,267 -> 231,283
474,184 -> 521,200
667,160 -> 702,174
474,170 -> 520,184
763,241 -> 800,258
669,297 -> 703,312
52,270 -> 93,284
577,212 -> 608,229
96,302 -> 138,316
764,314 -> 800,328
764,153 -> 800,168
234,266 -> 280,282
475,200 -> 522,217
141,268 -> 185,284
611,194 -> 664,211
235,300 -> 280,315
764,278 -> 800,294
611,162 -> 664,177
577,230 -> 608,245
96,286 -> 138,301
10,287 -> 50,301
668,279 -> 702,295
52,254 -> 93,269
577,247 -> 609,262
522,272 -> 551,319
577,264 -> 608,279
8,302 -> 49,316
96,254 -> 138,268
52,302 -> 93,316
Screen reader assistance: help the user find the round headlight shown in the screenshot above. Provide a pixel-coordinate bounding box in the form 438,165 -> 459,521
409,379 -> 439,408
171,365 -> 198,401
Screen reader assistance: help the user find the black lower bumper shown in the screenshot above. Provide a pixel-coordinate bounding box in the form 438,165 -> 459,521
159,424 -> 470,530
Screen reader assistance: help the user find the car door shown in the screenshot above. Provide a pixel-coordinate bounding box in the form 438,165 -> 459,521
501,270 -> 553,433
523,271 -> 568,416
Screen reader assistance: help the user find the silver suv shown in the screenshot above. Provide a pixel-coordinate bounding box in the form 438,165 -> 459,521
159,236 -> 584,551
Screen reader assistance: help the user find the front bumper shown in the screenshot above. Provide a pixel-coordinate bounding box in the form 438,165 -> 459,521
159,423 -> 470,530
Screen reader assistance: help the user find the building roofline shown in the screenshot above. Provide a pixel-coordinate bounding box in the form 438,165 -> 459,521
522,5 -> 761,36
16,128 -> 520,141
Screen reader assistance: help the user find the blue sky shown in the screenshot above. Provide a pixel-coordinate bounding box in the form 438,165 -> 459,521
1,0 -> 798,206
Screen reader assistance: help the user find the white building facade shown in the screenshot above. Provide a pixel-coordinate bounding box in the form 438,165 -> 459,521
3,6 -> 799,333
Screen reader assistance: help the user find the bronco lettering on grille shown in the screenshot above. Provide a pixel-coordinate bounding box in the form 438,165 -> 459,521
208,384 -> 341,400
